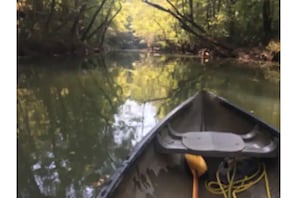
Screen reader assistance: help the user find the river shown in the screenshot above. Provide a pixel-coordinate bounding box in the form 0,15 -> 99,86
17,51 -> 279,198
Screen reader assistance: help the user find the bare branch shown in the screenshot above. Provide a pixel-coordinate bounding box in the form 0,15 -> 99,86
80,0 -> 107,41
99,2 -> 122,46
166,0 -> 206,33
143,0 -> 234,56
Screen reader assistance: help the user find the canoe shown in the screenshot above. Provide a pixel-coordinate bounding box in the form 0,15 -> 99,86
98,90 -> 280,198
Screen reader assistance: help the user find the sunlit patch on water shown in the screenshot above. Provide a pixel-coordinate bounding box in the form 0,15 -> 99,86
113,99 -> 158,146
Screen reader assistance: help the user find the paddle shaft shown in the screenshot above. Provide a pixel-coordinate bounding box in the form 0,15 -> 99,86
192,170 -> 199,198
185,154 -> 207,198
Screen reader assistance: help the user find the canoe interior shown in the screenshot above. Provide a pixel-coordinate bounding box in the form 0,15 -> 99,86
100,91 -> 279,198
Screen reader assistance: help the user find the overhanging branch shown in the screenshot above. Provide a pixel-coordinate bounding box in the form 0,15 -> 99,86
166,0 -> 206,33
142,0 -> 234,56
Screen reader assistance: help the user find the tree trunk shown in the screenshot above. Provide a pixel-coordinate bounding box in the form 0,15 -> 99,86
226,0 -> 235,42
99,3 -> 122,47
143,0 -> 235,57
80,0 -> 107,42
189,0 -> 194,21
71,4 -> 87,36
45,0 -> 56,33
262,0 -> 272,44
206,3 -> 211,30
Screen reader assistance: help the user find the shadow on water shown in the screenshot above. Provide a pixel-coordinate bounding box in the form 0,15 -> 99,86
17,51 -> 279,197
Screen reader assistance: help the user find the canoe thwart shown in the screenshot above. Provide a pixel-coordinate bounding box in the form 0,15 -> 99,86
182,132 -> 245,152
156,124 -> 278,157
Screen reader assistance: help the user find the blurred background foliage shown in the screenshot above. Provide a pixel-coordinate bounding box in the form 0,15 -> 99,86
18,0 -> 280,57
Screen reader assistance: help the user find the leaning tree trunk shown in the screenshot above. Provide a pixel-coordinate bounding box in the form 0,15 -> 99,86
45,0 -> 56,33
99,2 -> 122,47
262,0 -> 272,45
80,0 -> 107,42
143,0 -> 236,57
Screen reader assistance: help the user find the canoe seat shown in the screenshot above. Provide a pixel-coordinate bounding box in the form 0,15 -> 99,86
156,125 -> 278,157
182,132 -> 245,152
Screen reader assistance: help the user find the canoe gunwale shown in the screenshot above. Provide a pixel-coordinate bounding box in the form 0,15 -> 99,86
215,94 -> 280,137
98,94 -> 198,198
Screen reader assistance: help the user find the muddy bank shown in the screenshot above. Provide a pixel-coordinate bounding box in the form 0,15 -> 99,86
234,47 -> 280,63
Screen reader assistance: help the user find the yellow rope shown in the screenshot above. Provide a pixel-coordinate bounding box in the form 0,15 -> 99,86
205,163 -> 262,195
205,163 -> 271,198
263,164 -> 271,198
228,163 -> 237,198
216,168 -> 227,198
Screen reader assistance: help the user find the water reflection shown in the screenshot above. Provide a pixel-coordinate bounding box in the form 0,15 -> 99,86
17,52 -> 279,198
113,100 -> 157,146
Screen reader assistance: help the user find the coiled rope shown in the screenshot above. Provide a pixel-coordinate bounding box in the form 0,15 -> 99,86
205,162 -> 271,198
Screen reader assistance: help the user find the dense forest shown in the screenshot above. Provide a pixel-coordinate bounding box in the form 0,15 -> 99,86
17,0 -> 280,60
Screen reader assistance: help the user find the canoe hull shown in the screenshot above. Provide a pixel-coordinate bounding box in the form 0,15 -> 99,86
99,91 -> 279,198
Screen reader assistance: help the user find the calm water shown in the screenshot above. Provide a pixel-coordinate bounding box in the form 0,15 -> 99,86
17,51 -> 280,198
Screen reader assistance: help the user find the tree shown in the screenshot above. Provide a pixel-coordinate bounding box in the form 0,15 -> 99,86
142,0 -> 235,56
262,0 -> 273,44
18,0 -> 123,55
140,0 -> 279,55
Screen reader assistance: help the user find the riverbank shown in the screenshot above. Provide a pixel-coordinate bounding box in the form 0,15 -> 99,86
18,42 -> 280,60
17,40 -> 280,70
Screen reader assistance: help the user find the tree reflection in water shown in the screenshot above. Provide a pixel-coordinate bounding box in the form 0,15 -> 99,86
113,100 -> 157,147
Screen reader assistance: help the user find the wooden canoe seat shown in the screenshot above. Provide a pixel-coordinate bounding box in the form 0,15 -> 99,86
156,124 -> 278,157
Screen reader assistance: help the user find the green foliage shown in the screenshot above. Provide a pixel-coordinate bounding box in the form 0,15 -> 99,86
266,40 -> 280,53
112,0 -> 189,49
18,0 -> 280,55
120,0 -> 280,50
18,0 -> 122,55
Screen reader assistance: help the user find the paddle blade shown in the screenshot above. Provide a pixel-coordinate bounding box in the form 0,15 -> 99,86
185,154 -> 208,177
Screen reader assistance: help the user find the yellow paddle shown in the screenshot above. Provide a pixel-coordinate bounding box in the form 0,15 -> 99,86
185,154 -> 208,198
